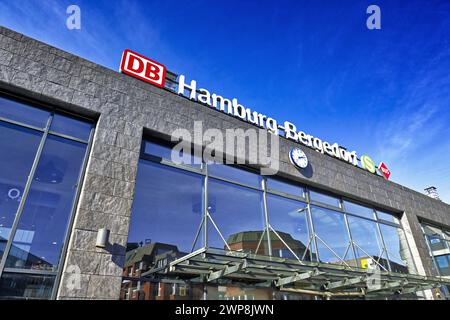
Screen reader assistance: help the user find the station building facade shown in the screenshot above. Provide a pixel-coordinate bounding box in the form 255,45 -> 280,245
0,26 -> 449,300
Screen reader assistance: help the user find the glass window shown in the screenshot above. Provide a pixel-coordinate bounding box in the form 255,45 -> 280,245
143,140 -> 201,167
310,206 -> 354,266
309,190 -> 340,208
0,122 -> 43,261
266,194 -> 313,261
207,178 -> 265,254
266,177 -> 304,198
426,235 -> 447,252
126,160 -> 204,272
144,140 -> 173,159
347,216 -> 388,271
444,230 -> 450,241
0,273 -> 54,299
379,224 -> 413,274
423,224 -> 444,237
343,200 -> 374,219
208,164 -> 261,188
0,96 -> 50,129
422,224 -> 449,252
49,114 -> 92,141
5,135 -> 87,271
435,255 -> 450,276
376,210 -> 399,224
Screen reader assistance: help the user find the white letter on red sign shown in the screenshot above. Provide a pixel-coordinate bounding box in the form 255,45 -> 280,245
120,49 -> 166,88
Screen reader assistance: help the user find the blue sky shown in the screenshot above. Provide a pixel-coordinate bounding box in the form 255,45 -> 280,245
1,0 -> 449,203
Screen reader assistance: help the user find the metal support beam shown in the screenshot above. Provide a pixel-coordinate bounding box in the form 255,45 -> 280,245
366,279 -> 408,293
325,276 -> 367,291
208,261 -> 247,282
398,283 -> 440,296
275,269 -> 324,287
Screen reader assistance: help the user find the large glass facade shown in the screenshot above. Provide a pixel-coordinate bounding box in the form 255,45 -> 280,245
0,95 -> 93,299
421,222 -> 450,298
121,138 -> 417,300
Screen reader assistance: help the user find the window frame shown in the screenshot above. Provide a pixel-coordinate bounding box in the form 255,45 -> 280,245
0,91 -> 95,300
133,136 -> 416,278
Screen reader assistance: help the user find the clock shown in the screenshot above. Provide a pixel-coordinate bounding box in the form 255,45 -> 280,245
289,147 -> 308,169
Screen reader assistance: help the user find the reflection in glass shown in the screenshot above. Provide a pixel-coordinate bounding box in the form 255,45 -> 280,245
311,206 -> 354,265
376,210 -> 399,224
347,216 -> 388,270
125,160 -> 204,270
426,235 -> 448,252
344,200 -> 374,219
0,96 -> 50,129
309,190 -> 340,208
435,255 -> 450,276
5,135 -> 86,271
422,224 -> 449,253
49,114 -> 92,141
143,140 -> 201,167
0,122 -> 43,261
208,164 -> 261,188
207,178 -> 265,254
0,273 -> 54,299
266,177 -> 304,198
266,194 -> 313,261
379,224 -> 414,274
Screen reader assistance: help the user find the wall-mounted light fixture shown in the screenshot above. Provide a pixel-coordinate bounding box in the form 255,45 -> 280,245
96,228 -> 110,248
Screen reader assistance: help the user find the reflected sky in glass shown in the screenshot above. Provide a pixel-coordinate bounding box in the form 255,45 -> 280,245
347,215 -> 386,269
344,200 -> 374,220
311,205 -> 353,265
0,122 -> 42,262
0,96 -> 49,129
143,140 -> 202,167
207,178 -> 264,253
127,160 -> 204,253
266,177 -> 304,198
309,190 -> 340,208
379,224 -> 410,273
5,135 -> 86,271
266,194 -> 312,260
208,164 -> 261,188
50,114 -> 92,141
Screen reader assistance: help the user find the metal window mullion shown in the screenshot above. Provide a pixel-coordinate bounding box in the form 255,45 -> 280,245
0,114 -> 53,276
0,116 -> 46,133
146,156 -> 204,176
376,221 -> 393,272
425,236 -> 442,277
204,164 -> 209,249
261,178 -> 272,257
306,193 -> 320,263
342,209 -> 358,269
207,174 -> 262,192
303,205 -> 313,261
308,199 -> 343,213
266,189 -> 307,203
47,130 -> 90,144
51,126 -> 94,300
344,211 -> 378,224
3,268 -> 58,276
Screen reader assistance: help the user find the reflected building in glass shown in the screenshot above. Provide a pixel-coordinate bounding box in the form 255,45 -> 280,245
0,26 -> 449,300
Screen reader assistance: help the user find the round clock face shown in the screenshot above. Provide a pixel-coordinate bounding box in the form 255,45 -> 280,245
289,147 -> 308,169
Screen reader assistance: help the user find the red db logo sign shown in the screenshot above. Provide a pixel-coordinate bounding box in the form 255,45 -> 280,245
120,49 -> 166,88
378,162 -> 391,180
